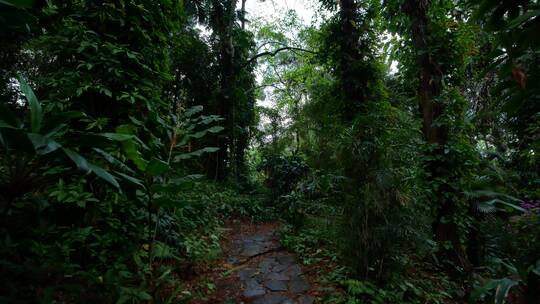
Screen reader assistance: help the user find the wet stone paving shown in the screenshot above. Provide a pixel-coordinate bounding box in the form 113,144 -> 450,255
228,228 -> 315,304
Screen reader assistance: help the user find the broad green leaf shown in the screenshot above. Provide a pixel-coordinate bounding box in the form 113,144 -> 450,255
152,196 -> 178,208
469,279 -> 500,302
207,126 -> 224,133
115,171 -> 144,187
531,261 -> 540,276
87,163 -> 120,189
185,105 -> 203,117
18,77 -> 42,133
93,148 -> 135,174
0,103 -> 20,128
27,133 -> 61,154
174,147 -> 220,161
465,190 -> 522,202
152,241 -> 179,259
193,147 -> 220,155
0,119 -> 19,129
190,130 -> 208,139
145,158 -> 169,176
508,10 -> 540,29
42,123 -> 67,138
43,111 -> 85,135
491,199 -> 526,213
63,148 -> 90,172
101,88 -> 112,97
494,278 -> 518,304
120,138 -> 147,171
172,174 -> 204,181
0,0 -> 34,8
198,115 -> 223,125
115,125 -> 148,170
100,133 -> 135,141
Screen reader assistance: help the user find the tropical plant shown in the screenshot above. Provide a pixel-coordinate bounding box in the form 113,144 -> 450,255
471,259 -> 540,304
0,77 -> 121,207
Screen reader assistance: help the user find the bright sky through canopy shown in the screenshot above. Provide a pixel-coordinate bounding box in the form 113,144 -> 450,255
242,0 -> 319,108
244,0 -> 318,27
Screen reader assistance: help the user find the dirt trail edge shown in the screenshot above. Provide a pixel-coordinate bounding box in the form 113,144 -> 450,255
192,222 -> 316,304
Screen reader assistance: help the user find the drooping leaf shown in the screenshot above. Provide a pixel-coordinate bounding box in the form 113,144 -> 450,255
27,133 -> 61,154
185,105 -> 204,117
198,115 -> 223,125
100,133 -> 135,141
0,103 -> 21,129
152,241 -> 179,260
0,0 -> 35,8
87,163 -> 120,189
174,147 -> 220,161
145,158 -> 169,176
191,147 -> 220,156
0,119 -> 19,129
530,261 -> 540,276
120,138 -> 148,171
93,148 -> 135,174
494,278 -> 518,304
63,148 -> 90,172
42,111 -> 85,135
115,171 -> 144,188
18,76 -> 42,133
190,130 -> 208,139
115,125 -> 149,170
507,9 -> 540,29
469,279 -> 500,303
207,126 -> 224,133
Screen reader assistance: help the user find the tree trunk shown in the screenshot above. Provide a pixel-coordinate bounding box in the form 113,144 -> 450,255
339,0 -> 364,122
404,0 -> 470,270
241,0 -> 247,29
211,0 -> 238,180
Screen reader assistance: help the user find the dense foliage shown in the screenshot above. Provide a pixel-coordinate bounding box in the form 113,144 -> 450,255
1,0 -> 538,303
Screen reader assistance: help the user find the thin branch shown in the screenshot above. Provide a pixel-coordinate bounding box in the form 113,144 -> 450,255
243,47 -> 317,69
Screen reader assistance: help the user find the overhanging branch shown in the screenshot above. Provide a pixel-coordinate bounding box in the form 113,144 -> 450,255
243,47 -> 317,69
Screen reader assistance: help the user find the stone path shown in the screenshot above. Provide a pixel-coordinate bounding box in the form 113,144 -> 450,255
227,225 -> 315,304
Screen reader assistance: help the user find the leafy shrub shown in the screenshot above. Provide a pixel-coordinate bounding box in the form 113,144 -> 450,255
0,80 -> 228,302
257,155 -> 309,199
471,259 -> 540,304
470,201 -> 540,303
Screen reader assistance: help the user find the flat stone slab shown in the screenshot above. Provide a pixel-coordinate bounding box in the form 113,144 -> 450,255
242,244 -> 267,257
226,225 -> 313,303
253,234 -> 270,242
298,295 -> 315,304
265,272 -> 290,281
289,278 -> 309,293
273,264 -> 288,273
286,265 -> 302,276
245,278 -> 263,289
252,293 -> 290,304
259,258 -> 278,273
264,279 -> 288,291
239,268 -> 257,280
243,287 -> 266,298
276,255 -> 295,265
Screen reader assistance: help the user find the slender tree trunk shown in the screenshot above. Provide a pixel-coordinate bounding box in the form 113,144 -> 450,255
241,0 -> 247,29
211,0 -> 238,180
339,0 -> 363,122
